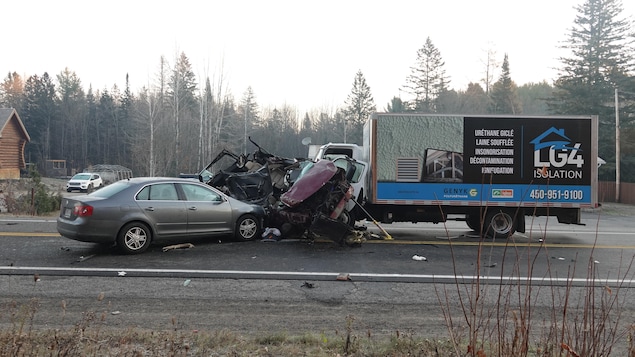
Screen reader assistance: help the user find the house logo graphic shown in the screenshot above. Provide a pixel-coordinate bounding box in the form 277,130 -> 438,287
530,127 -> 584,179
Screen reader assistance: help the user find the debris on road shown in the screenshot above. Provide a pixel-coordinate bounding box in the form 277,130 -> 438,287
301,281 -> 315,288
74,254 -> 96,263
261,227 -> 281,242
162,243 -> 195,252
336,273 -> 351,281
412,255 -> 427,261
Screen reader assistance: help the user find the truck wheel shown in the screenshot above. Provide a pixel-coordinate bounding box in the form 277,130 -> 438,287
484,210 -> 516,239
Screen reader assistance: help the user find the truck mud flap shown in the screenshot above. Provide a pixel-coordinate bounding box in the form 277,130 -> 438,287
556,208 -> 583,225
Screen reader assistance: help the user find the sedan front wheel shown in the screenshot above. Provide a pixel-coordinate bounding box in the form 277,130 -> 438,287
117,222 -> 152,254
235,214 -> 260,241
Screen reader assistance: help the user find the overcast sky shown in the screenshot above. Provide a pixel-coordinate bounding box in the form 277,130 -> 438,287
4,0 -> 635,114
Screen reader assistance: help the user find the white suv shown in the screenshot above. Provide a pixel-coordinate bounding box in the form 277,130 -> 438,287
66,173 -> 104,193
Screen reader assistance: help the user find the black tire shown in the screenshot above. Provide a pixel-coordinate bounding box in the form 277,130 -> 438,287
67,188 -> 72,192
465,214 -> 481,232
117,222 -> 152,254
484,210 -> 516,239
235,214 -> 260,241
86,184 -> 93,193
338,209 -> 356,227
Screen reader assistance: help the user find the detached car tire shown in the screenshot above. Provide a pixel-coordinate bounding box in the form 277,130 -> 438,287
338,209 -> 356,227
117,222 -> 152,254
235,214 -> 260,241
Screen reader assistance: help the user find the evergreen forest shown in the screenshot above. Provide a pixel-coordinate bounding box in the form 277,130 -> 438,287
1,0 -> 634,182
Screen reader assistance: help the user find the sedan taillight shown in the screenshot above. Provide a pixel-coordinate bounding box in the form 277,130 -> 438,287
74,204 -> 93,217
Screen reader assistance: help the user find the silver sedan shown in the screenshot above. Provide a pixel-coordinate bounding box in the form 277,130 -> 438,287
57,177 -> 265,254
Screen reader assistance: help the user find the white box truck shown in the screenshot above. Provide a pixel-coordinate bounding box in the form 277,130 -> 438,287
315,113 -> 599,238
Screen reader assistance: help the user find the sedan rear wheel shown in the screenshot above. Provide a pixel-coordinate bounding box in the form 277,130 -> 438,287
117,222 -> 151,254
235,214 -> 260,241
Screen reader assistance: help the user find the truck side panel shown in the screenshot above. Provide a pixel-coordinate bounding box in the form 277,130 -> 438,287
365,114 -> 598,209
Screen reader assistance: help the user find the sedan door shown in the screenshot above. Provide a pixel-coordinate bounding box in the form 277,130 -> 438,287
178,183 -> 233,235
135,183 -> 187,236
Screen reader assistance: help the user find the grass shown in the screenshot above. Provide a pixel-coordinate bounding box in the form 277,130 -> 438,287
433,200 -> 635,357
0,300 -> 458,356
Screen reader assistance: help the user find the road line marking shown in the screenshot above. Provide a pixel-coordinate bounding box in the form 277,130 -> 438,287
1,266 -> 633,285
0,232 -> 60,237
367,227 -> 635,235
365,240 -> 635,249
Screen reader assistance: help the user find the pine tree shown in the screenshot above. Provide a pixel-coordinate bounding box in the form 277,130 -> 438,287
168,52 -> 198,175
459,82 -> 489,114
403,37 -> 450,112
489,54 -> 522,114
386,97 -> 407,113
23,73 -> 58,165
0,72 -> 25,111
343,70 -> 375,144
119,74 -> 134,168
56,68 -> 87,165
550,0 -> 635,181
517,81 -> 554,115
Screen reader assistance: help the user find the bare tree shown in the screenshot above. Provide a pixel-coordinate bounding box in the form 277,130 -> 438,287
240,86 -> 259,155
481,45 -> 499,95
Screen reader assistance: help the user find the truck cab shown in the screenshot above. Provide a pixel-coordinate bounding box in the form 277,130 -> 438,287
314,143 -> 364,162
314,143 -> 368,223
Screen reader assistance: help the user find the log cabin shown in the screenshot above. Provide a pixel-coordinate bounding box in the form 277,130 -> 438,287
0,108 -> 31,179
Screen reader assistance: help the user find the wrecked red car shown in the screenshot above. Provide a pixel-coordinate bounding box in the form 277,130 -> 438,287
198,139 -> 366,246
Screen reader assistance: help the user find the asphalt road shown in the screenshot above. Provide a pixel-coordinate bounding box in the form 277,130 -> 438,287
1,205 -> 635,349
1,206 -> 634,284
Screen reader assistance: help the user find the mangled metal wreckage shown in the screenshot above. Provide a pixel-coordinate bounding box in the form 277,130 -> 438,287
198,139 -> 366,246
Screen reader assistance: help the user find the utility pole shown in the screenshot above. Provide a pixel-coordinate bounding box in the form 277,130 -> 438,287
615,88 -> 620,202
